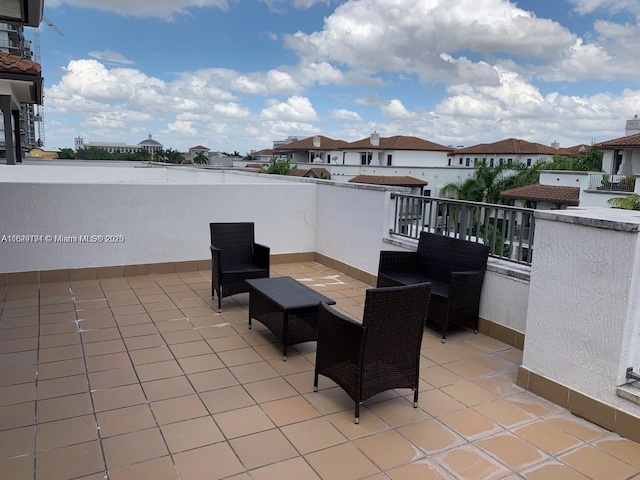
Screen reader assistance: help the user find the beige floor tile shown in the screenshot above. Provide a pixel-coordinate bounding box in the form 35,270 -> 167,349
230,428 -> 298,470
422,346 -> 464,364
522,461 -> 590,480
398,418 -> 465,454
0,382 -> 35,406
326,407 -> 390,439
161,416 -> 224,453
367,397 -> 431,427
114,312 -> 153,326
123,333 -> 166,351
151,394 -> 209,425
199,385 -> 256,414
169,340 -> 213,359
135,359 -> 183,382
305,442 -> 380,480
214,405 -> 275,439
188,368 -> 239,393
545,413 -> 606,442
85,352 -> 133,373
80,328 -> 122,343
268,355 -> 315,375
420,365 -> 464,388
119,323 -> 159,338
560,445 -> 639,480
441,381 -> 497,406
476,432 -> 547,471
36,414 -> 98,452
96,404 -> 156,437
435,445 -> 511,480
177,353 -> 224,374
129,345 -> 174,365
162,329 -> 203,345
36,374 -> 89,400
250,457 -> 320,480
149,309 -> 185,321
174,443 -> 245,480
505,392 -> 563,418
88,366 -> 138,390
303,386 -> 354,415
156,318 -> 192,332
438,407 -> 503,441
36,393 -> 92,423
206,335 -> 250,352
229,361 -> 280,383
281,417 -> 347,454
355,429 -> 424,470
38,344 -> 84,363
0,453 -> 34,480
0,425 -> 34,458
595,436 -> 640,468
0,364 -> 37,386
92,383 -> 147,412
38,332 -> 81,348
444,358 -> 496,380
83,338 -> 126,357
109,456 -> 179,480
261,395 -> 321,426
472,399 -> 534,428
417,388 -> 466,417
514,420 -> 582,455
218,347 -> 264,367
35,440 -> 104,480
387,460 -> 456,480
142,376 -> 195,401
244,377 -> 299,403
284,370 -> 336,395
102,427 -> 168,469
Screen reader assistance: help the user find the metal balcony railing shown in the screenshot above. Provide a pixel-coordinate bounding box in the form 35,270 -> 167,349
390,194 -> 536,265
589,173 -> 637,192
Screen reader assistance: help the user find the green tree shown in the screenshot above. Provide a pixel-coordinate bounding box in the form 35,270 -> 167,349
441,159 -> 510,203
243,152 -> 256,160
266,155 -> 292,175
608,194 -> 640,211
58,148 -> 76,159
193,151 -> 209,164
75,147 -> 113,160
163,148 -> 184,164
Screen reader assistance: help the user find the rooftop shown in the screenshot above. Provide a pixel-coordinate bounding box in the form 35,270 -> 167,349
595,132 -> 640,149
500,184 -> 580,206
1,262 -> 639,479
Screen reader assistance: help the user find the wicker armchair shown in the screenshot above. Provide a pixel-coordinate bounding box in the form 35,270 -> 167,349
377,232 -> 489,342
314,283 -> 431,424
210,222 -> 270,310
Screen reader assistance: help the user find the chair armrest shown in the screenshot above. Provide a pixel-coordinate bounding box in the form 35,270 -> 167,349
210,245 -> 220,264
447,270 -> 486,309
317,303 -> 364,365
378,251 -> 419,274
253,243 -> 270,269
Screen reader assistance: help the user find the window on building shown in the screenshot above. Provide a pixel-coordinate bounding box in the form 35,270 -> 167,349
474,157 -> 478,166
360,152 -> 373,165
490,158 -> 494,167
459,157 -> 463,165
526,158 -> 532,167
387,154 -> 392,166
507,158 -> 513,166
448,158 -> 452,166
499,158 -> 504,166
423,189 -> 431,197
465,158 -> 470,167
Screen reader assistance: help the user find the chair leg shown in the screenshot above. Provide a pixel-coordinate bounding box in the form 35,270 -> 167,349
217,288 -> 221,310
413,388 -> 419,408
355,402 -> 360,424
313,371 -> 319,392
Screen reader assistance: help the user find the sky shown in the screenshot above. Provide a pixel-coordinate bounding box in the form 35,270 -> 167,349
33,0 -> 640,154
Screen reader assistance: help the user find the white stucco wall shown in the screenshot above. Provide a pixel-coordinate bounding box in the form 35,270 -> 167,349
539,171 -> 589,188
523,208 -> 640,416
481,261 -> 530,333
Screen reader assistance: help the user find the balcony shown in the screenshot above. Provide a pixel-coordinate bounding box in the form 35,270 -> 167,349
1,163 -> 640,479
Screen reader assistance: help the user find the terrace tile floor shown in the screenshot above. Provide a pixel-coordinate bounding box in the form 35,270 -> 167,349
1,261 -> 639,480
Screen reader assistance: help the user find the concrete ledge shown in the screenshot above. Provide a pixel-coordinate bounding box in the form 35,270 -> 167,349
517,366 -> 640,444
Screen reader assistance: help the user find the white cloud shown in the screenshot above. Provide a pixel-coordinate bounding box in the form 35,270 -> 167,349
259,0 -> 331,11
260,96 -> 318,121
47,0 -> 231,19
382,99 -> 416,119
331,109 -> 362,121
88,49 -> 134,66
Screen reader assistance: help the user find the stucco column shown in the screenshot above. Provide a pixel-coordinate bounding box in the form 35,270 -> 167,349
0,95 -> 15,165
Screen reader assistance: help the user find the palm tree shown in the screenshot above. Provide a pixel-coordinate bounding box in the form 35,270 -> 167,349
193,151 -> 209,164
441,159 -> 510,203
608,194 -> 640,210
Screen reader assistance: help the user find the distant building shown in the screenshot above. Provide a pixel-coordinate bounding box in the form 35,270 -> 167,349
74,134 -> 163,155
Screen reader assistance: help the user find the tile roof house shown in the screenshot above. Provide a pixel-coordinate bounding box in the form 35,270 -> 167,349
0,51 -> 43,165
0,0 -> 44,26
287,167 -> 331,179
274,135 -> 349,164
595,116 -> 640,176
349,174 -> 428,195
500,183 -> 580,208
449,138 -> 578,168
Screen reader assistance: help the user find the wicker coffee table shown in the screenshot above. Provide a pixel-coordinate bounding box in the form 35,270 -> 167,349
246,276 -> 336,361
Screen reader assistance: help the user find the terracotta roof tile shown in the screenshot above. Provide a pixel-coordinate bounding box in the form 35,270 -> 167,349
349,175 -> 428,187
0,51 -> 41,76
252,149 -> 274,156
595,133 -> 640,149
500,183 -> 579,205
453,138 -> 563,156
274,136 -> 348,151
344,135 -> 453,152
286,167 -> 330,178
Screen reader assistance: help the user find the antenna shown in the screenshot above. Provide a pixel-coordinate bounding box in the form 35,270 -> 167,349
34,15 -> 64,147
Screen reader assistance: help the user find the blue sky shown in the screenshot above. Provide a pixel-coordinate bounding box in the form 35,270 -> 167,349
34,0 -> 640,154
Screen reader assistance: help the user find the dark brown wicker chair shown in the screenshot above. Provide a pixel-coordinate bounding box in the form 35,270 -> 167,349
210,222 -> 270,310
377,232 -> 489,342
314,282 -> 431,424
